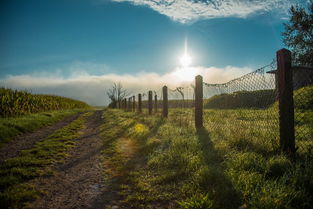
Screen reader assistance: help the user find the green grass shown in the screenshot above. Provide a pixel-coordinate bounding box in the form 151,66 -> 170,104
0,109 -> 87,148
100,108 -> 313,209
0,111 -> 92,209
204,89 -> 276,109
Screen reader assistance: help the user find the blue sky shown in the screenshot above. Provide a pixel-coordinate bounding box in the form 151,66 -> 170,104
0,0 -> 307,105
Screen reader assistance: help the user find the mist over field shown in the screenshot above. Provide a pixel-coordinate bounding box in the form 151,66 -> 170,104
1,65 -> 252,106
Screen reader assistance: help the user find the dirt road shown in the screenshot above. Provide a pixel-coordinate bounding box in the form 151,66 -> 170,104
0,112 -> 83,163
28,110 -> 111,209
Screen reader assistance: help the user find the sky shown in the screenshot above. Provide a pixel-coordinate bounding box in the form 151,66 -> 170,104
0,0 -> 308,105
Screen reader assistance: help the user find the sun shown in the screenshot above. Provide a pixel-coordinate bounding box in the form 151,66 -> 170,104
180,53 -> 192,67
175,38 -> 196,81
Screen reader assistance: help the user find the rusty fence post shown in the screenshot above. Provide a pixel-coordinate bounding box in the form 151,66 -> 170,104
195,75 -> 203,129
148,91 -> 153,115
277,48 -> 295,154
162,86 -> 168,118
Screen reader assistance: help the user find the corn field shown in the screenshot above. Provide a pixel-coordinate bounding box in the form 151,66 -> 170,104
0,88 -> 90,117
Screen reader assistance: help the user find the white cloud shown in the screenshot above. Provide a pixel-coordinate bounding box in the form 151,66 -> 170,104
111,0 -> 301,23
0,65 -> 252,106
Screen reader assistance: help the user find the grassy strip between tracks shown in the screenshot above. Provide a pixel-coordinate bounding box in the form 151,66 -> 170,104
0,111 -> 93,209
0,109 -> 89,148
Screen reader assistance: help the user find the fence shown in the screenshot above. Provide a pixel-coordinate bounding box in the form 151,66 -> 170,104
118,48 -> 312,156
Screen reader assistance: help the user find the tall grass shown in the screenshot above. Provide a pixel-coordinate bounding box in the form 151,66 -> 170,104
0,88 -> 90,117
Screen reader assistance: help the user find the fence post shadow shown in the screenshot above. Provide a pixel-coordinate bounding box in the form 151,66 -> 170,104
196,127 -> 241,209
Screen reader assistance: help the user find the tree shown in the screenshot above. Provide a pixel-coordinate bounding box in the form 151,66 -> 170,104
106,82 -> 129,108
282,2 -> 313,66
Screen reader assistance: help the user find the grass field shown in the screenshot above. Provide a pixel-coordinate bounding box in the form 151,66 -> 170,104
0,84 -> 311,208
100,108 -> 313,209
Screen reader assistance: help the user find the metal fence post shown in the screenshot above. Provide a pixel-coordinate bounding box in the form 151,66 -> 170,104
162,86 -> 168,117
195,75 -> 203,129
277,48 -> 295,154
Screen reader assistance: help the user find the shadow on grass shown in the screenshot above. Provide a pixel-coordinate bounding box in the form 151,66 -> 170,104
94,113 -> 166,208
196,127 -> 241,209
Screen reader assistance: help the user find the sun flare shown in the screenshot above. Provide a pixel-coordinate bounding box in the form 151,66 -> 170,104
180,53 -> 192,67
176,38 -> 195,81
179,38 -> 192,67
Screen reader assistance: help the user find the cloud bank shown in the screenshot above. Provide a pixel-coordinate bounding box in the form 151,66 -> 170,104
111,0 -> 302,23
1,65 -> 252,106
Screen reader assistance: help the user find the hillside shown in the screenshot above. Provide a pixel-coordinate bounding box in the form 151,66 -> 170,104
203,89 -> 276,109
203,86 -> 313,110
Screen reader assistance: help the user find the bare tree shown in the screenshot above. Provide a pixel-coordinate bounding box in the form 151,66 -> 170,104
106,82 -> 129,108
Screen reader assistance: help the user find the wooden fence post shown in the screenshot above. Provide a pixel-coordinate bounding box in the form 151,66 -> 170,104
195,75 -> 203,129
132,96 -> 135,112
148,91 -> 153,115
138,93 -> 142,113
128,97 -> 131,112
162,86 -> 168,118
277,48 -> 295,154
154,94 -> 158,113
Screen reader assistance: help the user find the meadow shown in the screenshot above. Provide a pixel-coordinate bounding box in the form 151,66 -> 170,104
99,107 -> 313,209
0,86 -> 312,208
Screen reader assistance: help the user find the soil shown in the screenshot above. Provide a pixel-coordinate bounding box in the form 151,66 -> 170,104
0,112 -> 83,163
29,110 -> 119,209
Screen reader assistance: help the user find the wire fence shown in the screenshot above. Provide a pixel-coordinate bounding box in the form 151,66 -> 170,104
119,49 -> 312,156
132,86 -> 195,127
292,67 -> 313,155
202,61 -> 280,152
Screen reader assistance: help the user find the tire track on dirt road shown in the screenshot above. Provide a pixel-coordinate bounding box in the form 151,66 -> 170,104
0,112 -> 83,163
29,110 -> 108,209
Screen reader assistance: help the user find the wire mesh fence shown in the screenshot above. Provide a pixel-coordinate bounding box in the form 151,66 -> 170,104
167,86 -> 194,127
202,62 -> 280,151
131,86 -> 195,128
292,66 -> 313,155
119,49 -> 312,156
